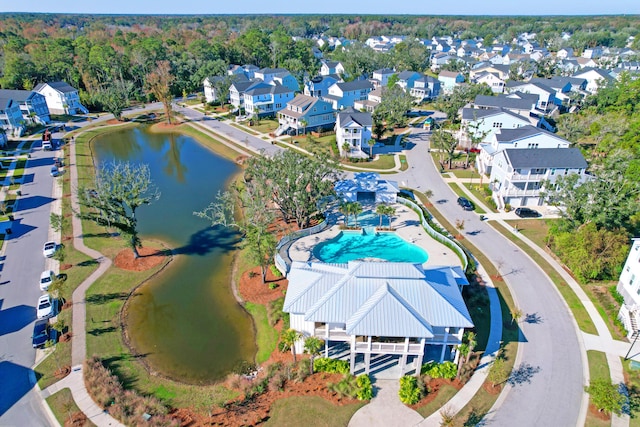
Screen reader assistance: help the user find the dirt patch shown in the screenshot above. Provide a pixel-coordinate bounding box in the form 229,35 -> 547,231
412,378 -> 463,410
105,119 -> 123,125
239,267 -> 288,305
482,381 -> 502,395
55,366 -> 71,379
60,264 -> 73,271
114,246 -> 168,271
65,411 -> 89,427
588,403 -> 611,420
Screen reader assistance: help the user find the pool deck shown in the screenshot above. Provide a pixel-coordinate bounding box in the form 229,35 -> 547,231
289,203 -> 462,268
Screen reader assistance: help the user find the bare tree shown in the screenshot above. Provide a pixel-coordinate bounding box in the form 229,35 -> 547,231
146,60 -> 175,124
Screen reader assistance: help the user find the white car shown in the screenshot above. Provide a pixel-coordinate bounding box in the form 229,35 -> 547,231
36,294 -> 53,319
39,270 -> 55,291
43,241 -> 57,258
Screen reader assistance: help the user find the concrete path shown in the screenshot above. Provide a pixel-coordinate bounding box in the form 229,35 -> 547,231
348,379 -> 424,427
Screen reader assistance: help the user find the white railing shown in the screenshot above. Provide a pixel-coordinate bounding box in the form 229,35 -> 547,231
314,327 -> 350,341
274,220 -> 329,275
499,188 -> 542,197
509,173 -> 547,181
354,342 -> 424,354
397,197 -> 469,271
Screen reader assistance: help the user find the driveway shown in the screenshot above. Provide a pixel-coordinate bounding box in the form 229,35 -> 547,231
0,139 -> 57,425
389,127 -> 585,426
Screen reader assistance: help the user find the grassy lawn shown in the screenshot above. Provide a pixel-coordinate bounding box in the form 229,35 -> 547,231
622,357 -> 640,427
245,302 -> 279,364
492,221 -> 597,335
249,118 -> 279,134
415,384 -> 460,418
265,396 -> 366,427
413,192 -> 521,426
165,123 -> 247,163
46,388 -> 96,427
343,154 -> 396,171
448,169 -> 476,179
447,183 -> 486,214
293,134 -> 337,157
585,351 -> 611,427
399,154 -> 409,171
465,183 -> 498,213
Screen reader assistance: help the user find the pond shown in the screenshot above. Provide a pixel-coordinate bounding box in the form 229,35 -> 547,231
93,126 -> 256,384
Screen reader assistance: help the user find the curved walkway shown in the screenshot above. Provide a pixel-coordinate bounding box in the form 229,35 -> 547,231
38,127 -> 123,426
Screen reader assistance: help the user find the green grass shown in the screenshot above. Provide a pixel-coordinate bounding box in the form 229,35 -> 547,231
448,169 -> 477,179
292,134 -> 337,157
399,154 -> 409,171
622,357 -> 640,426
343,154 -> 396,171
585,351 -> 612,427
415,384 -> 460,418
447,182 -> 486,214
466,183 -> 498,213
249,118 -> 280,134
264,396 -> 366,427
492,221 -> 597,335
245,302 -> 279,364
46,388 -> 97,427
229,122 -> 260,135
36,339 -> 73,389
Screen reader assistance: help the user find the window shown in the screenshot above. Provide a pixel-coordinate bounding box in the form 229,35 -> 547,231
631,274 -> 636,288
275,103 -> 282,109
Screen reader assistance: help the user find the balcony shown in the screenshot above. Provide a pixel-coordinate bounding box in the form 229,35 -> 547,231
508,173 -> 547,181
314,327 -> 350,341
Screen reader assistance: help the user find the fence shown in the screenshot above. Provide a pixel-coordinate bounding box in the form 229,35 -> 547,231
397,197 -> 469,272
274,220 -> 330,275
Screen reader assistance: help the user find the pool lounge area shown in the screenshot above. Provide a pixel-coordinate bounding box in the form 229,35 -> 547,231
288,205 -> 462,268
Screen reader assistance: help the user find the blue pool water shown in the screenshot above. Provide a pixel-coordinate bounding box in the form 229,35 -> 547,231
313,230 -> 429,264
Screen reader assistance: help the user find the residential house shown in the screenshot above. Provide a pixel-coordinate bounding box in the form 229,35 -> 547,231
410,75 -> 441,102
304,75 -> 340,98
478,51 -> 504,65
0,96 -> 25,137
461,107 -> 534,143
0,89 -> 50,125
284,261 -> 473,377
229,78 -> 262,109
396,71 -> 422,92
489,147 -> 588,208
505,81 -> 559,112
354,87 -> 385,113
557,59 -> 581,75
430,53 -> 457,71
616,239 -> 640,339
576,57 -> 598,69
335,107 -> 372,157
573,68 -> 614,93
372,68 -> 396,87
473,94 -> 536,117
472,71 -> 506,93
582,47 -> 603,59
243,82 -> 295,118
469,64 -> 510,81
320,60 -> 345,77
335,172 -> 399,204
323,80 -> 374,110
204,75 -> 248,104
254,67 -> 300,92
312,46 -> 323,59
227,64 -> 259,80
556,48 -> 574,59
438,71 -> 465,94
476,125 -> 571,176
34,81 -> 88,115
276,94 -> 335,135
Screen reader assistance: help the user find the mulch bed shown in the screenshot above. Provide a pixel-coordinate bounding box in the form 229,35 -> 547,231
411,378 -> 463,410
239,267 -> 288,305
114,246 -> 168,271
64,411 -> 89,427
588,403 -> 611,420
482,381 -> 502,395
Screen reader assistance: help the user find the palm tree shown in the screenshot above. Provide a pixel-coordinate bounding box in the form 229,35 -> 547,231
304,336 -> 325,374
456,343 -> 470,379
367,139 -> 376,158
341,142 -> 351,158
465,331 -> 477,354
383,205 -> 396,230
299,118 -> 308,135
376,204 -> 387,228
352,202 -> 363,228
281,329 -> 302,362
339,201 -> 352,227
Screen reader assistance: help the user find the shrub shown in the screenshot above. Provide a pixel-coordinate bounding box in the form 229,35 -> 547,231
504,203 -> 511,212
585,379 -> 625,415
356,375 -> 373,400
327,375 -> 359,398
295,359 -> 311,382
313,358 -> 350,374
268,283 -> 278,290
268,297 -> 289,328
269,264 -> 283,278
609,285 -> 624,306
421,361 -> 457,379
398,375 -> 424,405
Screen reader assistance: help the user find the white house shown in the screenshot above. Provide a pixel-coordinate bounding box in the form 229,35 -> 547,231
243,82 -> 295,118
323,80 -> 374,110
203,75 -> 227,103
430,53 -> 458,71
476,125 -> 571,176
438,71 -> 465,94
335,172 -> 399,204
472,72 -> 506,93
0,95 -> 26,137
489,147 -> 588,208
277,94 -> 336,135
228,64 -> 259,80
473,94 -> 537,117
372,68 -> 396,87
556,48 -> 574,59
461,107 -> 534,143
304,75 -> 340,98
573,68 -> 614,94
229,78 -> 261,109
283,261 -> 473,377
320,60 -> 345,77
33,81 -> 88,115
505,81 -> 559,112
354,87 -> 385,113
410,75 -> 441,102
0,89 -> 50,125
469,64 -> 510,81
617,239 -> 640,339
335,107 -> 372,157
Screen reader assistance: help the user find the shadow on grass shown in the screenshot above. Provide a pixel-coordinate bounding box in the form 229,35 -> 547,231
86,292 -> 130,305
88,325 -> 117,336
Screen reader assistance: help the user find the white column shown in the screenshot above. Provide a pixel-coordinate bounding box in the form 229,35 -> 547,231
324,324 -> 329,358
415,338 -> 426,377
364,336 -> 373,375
349,336 -> 356,375
399,337 -> 410,376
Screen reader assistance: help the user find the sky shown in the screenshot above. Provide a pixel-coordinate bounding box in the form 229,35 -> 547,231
3,0 -> 639,16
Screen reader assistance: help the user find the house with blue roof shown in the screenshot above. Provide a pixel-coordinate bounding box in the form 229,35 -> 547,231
283,261 -> 473,377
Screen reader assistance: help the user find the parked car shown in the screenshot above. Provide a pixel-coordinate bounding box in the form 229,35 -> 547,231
36,294 -> 53,319
50,166 -> 60,177
39,270 -> 55,291
457,196 -> 474,211
31,319 -> 50,348
43,241 -> 57,258
515,207 -> 541,218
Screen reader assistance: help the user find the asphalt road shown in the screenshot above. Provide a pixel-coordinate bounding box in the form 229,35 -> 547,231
0,138 -> 58,426
392,128 -> 584,426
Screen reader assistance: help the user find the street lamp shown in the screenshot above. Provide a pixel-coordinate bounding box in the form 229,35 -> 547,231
625,332 -> 640,360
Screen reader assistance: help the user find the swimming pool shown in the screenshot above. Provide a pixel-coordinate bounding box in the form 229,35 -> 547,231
313,230 -> 429,264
